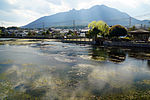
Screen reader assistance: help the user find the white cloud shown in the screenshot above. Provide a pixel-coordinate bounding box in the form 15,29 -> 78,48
0,0 -> 150,27
6,0 -> 17,5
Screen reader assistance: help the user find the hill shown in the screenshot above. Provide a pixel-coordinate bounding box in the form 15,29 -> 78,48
23,5 -> 149,28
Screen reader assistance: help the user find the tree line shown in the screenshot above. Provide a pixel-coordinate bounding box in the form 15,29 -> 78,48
88,21 -> 127,39
88,20 -> 150,41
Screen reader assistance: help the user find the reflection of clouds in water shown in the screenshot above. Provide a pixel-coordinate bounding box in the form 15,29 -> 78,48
2,39 -> 150,98
5,65 -> 55,87
69,64 -> 94,77
3,64 -> 76,99
73,64 -> 95,70
89,68 -> 133,89
88,62 -> 150,90
6,65 -> 37,80
2,62 -> 150,99
78,55 -> 92,60
54,56 -> 76,63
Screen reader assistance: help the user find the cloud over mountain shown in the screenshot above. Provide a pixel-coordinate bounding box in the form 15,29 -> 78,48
0,0 -> 150,27
23,5 -> 150,28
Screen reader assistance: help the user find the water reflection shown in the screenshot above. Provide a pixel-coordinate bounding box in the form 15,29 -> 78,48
90,46 -> 108,61
108,48 -> 126,63
127,48 -> 150,60
90,46 -> 126,63
147,60 -> 150,69
1,39 -> 150,99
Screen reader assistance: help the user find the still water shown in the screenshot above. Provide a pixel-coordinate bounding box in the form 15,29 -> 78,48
0,38 -> 150,100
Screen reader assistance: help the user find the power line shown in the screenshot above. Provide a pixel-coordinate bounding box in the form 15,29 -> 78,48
129,17 -> 131,27
73,20 -> 75,32
133,12 -> 150,18
29,12 -> 150,28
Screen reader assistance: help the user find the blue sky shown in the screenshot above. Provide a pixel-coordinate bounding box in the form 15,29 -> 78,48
0,0 -> 150,27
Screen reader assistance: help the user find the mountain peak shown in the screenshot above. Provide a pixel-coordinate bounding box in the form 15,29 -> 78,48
70,8 -> 76,12
23,5 -> 147,28
91,4 -> 108,9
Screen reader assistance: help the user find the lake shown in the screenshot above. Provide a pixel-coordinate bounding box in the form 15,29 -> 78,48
0,38 -> 150,100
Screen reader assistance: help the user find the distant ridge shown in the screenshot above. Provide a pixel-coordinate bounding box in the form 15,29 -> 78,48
23,5 -> 150,28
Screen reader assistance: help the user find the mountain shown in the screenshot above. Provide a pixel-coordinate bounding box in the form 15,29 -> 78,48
23,5 -> 150,28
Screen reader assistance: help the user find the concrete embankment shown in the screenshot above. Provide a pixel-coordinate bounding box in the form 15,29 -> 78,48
103,41 -> 150,48
62,40 -> 94,44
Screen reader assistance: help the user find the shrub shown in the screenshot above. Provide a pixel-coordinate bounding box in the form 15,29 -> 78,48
109,25 -> 127,38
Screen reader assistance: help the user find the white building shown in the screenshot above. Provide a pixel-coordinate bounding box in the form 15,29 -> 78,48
80,28 -> 89,37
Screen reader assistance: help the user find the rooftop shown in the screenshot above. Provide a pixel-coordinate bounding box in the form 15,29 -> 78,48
129,29 -> 150,34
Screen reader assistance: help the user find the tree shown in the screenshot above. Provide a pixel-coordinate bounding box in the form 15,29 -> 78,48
27,31 -> 32,36
32,32 -> 37,36
0,30 -> 2,37
11,33 -> 16,37
148,27 -> 150,31
67,30 -> 73,35
88,21 -> 109,43
128,25 -> 136,31
0,27 -> 5,32
27,31 -> 37,37
46,30 -> 50,35
7,26 -> 19,30
42,31 -> 46,36
88,27 -> 100,39
66,30 -> 76,37
109,25 -> 127,37
88,21 -> 109,38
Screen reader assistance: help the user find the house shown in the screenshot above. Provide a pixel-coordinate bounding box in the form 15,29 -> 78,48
60,29 -> 69,34
80,28 -> 89,37
129,29 -> 150,41
15,30 -> 28,37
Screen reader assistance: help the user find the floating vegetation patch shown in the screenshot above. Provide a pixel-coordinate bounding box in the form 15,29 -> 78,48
66,64 -> 93,89
140,80 -> 150,85
0,59 -> 14,64
32,75 -> 53,88
21,63 -> 36,66
0,79 -> 13,99
0,39 -> 54,46
135,80 -> 150,91
98,90 -> 150,100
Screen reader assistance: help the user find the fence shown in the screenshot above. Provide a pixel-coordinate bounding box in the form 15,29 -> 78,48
62,37 -> 94,44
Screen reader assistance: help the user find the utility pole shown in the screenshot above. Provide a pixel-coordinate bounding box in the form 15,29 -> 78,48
34,23 -> 36,29
73,20 -> 75,33
43,22 -> 45,31
141,24 -> 143,29
129,17 -> 132,28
